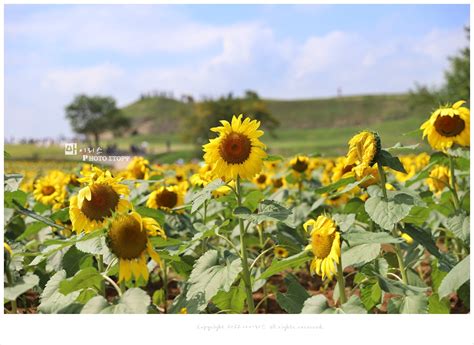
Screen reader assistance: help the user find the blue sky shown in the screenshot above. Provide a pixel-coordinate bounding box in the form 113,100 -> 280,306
4,4 -> 470,139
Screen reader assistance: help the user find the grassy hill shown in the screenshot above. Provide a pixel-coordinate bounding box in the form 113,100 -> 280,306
121,93 -> 421,134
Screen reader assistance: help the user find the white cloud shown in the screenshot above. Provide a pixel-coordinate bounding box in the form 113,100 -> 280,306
4,6 -> 468,138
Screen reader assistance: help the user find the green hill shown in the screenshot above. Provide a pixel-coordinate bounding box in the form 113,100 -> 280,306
121,93 -> 422,135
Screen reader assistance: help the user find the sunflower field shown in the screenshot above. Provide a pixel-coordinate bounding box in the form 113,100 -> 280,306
3,102 -> 470,314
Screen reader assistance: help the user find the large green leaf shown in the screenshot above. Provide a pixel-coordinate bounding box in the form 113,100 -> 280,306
338,295 -> 367,314
4,273 -> 39,301
190,179 -> 225,213
301,295 -> 332,314
314,177 -> 356,195
438,255 -> 470,298
39,270 -> 81,314
389,295 -> 428,314
343,231 -> 402,246
445,213 -> 470,242
59,267 -> 103,295
428,293 -> 450,314
276,274 -> 310,314
365,188 -> 415,230
342,243 -> 380,269
234,200 -> 292,225
212,283 -> 246,314
377,150 -> 407,173
360,281 -> 382,310
186,250 -> 242,311
81,288 -> 150,314
260,251 -> 312,280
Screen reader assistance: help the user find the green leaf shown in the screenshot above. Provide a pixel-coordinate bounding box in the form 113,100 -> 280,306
4,190 -> 27,208
4,273 -> 39,301
59,267 -> 103,295
428,293 -> 450,314
365,188 -> 415,230
169,284 -> 205,314
39,270 -> 81,314
445,213 -> 470,242
385,143 -> 420,155
377,149 -> 407,173
4,173 -> 23,192
301,295 -> 333,314
343,231 -> 402,246
342,243 -> 380,269
314,176 -> 356,194
190,179 -> 225,214
11,200 -> 65,229
212,283 -> 246,314
339,295 -> 367,314
186,250 -> 242,311
264,154 -> 284,161
399,295 -> 428,314
135,206 -> 165,225
360,281 -> 382,310
276,274 -> 310,314
16,221 -> 49,241
81,288 -> 151,314
332,213 -> 355,232
243,190 -> 264,212
260,251 -> 312,280
376,274 -> 428,296
234,200 -> 292,224
438,255 -> 470,298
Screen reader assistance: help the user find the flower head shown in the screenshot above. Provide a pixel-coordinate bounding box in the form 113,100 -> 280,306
345,131 -> 381,177
146,185 -> 185,212
106,212 -> 165,283
304,215 -> 341,280
203,115 -> 267,181
420,100 -> 470,151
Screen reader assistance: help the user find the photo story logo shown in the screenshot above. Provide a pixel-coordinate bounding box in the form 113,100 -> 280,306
64,143 -> 130,162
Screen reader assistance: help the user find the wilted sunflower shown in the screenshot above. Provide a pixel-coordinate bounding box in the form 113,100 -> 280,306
345,131 -> 381,176
146,185 -> 185,212
203,114 -> 267,181
426,165 -> 451,194
274,246 -> 289,258
304,215 -> 341,280
69,171 -> 131,234
290,155 -> 310,174
420,100 -> 470,151
33,171 -> 68,210
106,212 -> 166,283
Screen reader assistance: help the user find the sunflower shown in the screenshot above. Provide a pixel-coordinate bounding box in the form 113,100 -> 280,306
69,170 -> 131,234
420,100 -> 470,151
304,215 -> 341,280
33,171 -> 68,210
106,212 -> 166,283
345,131 -> 381,177
274,246 -> 289,259
203,114 -> 267,181
125,156 -> 150,180
253,172 -> 270,189
426,165 -> 451,194
289,155 -> 310,174
146,185 -> 185,212
270,174 -> 287,190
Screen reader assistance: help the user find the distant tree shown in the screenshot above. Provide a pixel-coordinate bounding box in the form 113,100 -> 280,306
65,95 -> 130,147
182,91 -> 279,148
409,26 -> 470,112
443,27 -> 470,102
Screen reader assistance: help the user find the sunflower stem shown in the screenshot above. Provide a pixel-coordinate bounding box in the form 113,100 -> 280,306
96,254 -> 106,297
102,274 -> 122,297
336,258 -> 347,305
162,260 -> 168,314
448,155 -> 461,210
236,176 -> 255,314
393,227 -> 408,284
377,163 -> 388,201
5,257 -> 18,314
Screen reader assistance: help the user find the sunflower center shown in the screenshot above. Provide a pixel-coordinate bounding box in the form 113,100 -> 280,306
311,232 -> 335,258
81,184 -> 120,221
434,115 -> 465,137
292,159 -> 308,173
42,185 -> 56,196
219,132 -> 252,164
272,178 -> 283,188
107,215 -> 148,260
257,174 -> 267,184
156,189 -> 178,209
